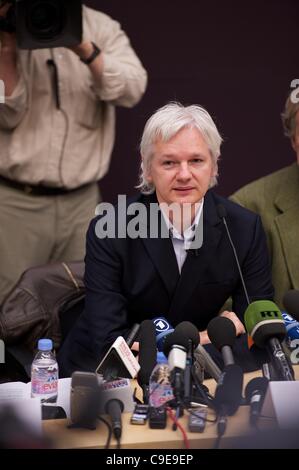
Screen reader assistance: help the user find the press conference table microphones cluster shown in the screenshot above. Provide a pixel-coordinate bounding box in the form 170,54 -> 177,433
68,303 -> 299,448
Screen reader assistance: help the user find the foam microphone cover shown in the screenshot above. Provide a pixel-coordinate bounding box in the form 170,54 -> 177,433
174,321 -> 200,348
244,300 -> 286,347
244,376 -> 268,404
283,290 -> 299,321
214,364 -> 243,415
207,316 -> 236,350
137,319 -> 157,386
163,330 -> 190,357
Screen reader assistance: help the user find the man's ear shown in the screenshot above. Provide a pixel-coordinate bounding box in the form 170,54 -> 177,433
291,137 -> 296,153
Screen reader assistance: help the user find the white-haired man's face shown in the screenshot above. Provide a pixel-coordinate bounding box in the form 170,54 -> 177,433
145,127 -> 216,207
292,111 -> 299,165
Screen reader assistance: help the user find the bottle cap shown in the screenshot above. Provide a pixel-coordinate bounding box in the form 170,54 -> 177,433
38,338 -> 53,351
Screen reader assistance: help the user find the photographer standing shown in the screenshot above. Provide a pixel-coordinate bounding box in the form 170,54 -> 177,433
0,2 -> 147,304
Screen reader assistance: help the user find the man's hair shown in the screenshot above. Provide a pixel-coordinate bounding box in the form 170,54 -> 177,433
281,93 -> 299,140
137,102 -> 223,194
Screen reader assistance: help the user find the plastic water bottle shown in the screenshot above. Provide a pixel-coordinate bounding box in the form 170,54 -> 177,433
149,352 -> 174,408
31,338 -> 58,403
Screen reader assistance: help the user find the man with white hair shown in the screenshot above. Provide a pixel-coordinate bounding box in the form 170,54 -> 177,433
58,102 -> 273,376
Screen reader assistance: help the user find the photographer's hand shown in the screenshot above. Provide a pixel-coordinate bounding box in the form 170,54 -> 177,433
68,41 -> 104,85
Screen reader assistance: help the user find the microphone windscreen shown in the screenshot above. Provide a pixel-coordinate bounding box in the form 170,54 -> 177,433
207,316 -> 236,350
244,300 -> 286,347
174,321 -> 199,348
163,330 -> 189,357
244,376 -> 268,404
137,320 -> 157,386
214,364 -> 243,415
283,290 -> 299,322
217,204 -> 227,219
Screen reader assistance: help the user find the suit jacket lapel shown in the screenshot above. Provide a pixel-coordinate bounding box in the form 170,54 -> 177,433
168,191 -> 223,322
140,194 -> 180,300
274,164 -> 299,289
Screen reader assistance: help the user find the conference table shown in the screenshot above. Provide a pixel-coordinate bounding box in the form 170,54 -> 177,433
42,366 -> 299,449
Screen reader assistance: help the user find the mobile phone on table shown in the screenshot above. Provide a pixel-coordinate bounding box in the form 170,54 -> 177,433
130,403 -> 149,425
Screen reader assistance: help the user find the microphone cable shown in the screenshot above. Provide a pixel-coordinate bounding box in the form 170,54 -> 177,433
97,415 -> 112,449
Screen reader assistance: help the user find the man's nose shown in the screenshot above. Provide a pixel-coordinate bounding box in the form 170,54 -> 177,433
177,162 -> 191,180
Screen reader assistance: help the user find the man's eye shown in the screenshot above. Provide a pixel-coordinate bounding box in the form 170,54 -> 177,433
191,158 -> 203,164
163,161 -> 174,166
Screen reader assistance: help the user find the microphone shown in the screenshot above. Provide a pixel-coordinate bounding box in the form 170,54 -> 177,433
194,344 -> 222,382
214,363 -> 243,439
70,371 -> 102,430
95,334 -> 140,380
207,316 -> 237,366
137,319 -> 157,404
153,317 -> 174,352
46,58 -> 60,109
283,290 -> 299,321
155,317 -> 221,381
217,204 -> 250,306
105,398 -> 124,442
163,330 -> 189,402
125,323 -> 141,347
214,364 -> 244,416
244,300 -> 294,381
244,376 -> 268,426
173,322 -> 199,403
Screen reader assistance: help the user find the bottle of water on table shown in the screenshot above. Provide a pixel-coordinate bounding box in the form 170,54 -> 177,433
149,352 -> 174,408
31,338 -> 58,403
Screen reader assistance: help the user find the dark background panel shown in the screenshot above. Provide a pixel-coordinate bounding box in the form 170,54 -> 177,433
85,0 -> 299,203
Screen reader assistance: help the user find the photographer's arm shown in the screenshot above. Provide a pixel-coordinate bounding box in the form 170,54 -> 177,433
70,40 -> 105,83
0,31 -> 18,96
0,32 -> 27,128
69,9 -> 147,107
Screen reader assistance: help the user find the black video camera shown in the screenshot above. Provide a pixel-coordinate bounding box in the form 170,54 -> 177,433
0,0 -> 82,49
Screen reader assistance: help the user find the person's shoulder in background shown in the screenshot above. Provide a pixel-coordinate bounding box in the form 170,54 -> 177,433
229,162 -> 298,214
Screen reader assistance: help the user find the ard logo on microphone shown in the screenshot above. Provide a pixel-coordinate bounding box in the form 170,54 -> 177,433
0,340 -> 4,364
154,319 -> 170,332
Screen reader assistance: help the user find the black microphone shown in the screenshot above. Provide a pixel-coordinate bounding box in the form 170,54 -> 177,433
244,376 -> 268,426
207,316 -> 237,366
137,319 -> 157,404
105,398 -> 124,442
214,363 -> 244,439
126,323 -> 140,347
173,322 -> 199,403
217,204 -> 250,306
46,58 -> 60,109
163,330 -> 190,402
283,290 -> 299,321
214,364 -> 244,416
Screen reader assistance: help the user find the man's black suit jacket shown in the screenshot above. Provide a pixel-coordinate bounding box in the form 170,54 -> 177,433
58,190 -> 274,376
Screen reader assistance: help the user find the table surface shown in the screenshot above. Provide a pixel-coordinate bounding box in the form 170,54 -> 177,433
43,365 -> 299,449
